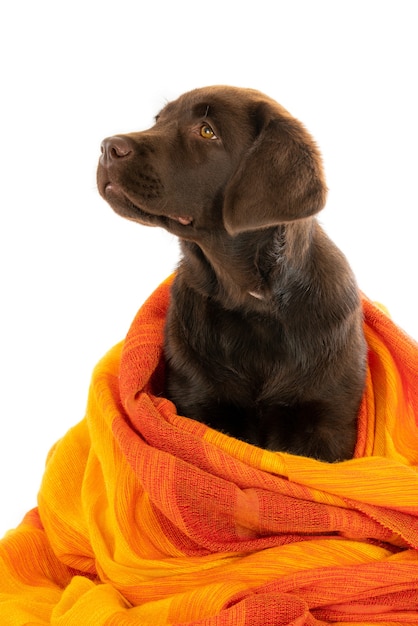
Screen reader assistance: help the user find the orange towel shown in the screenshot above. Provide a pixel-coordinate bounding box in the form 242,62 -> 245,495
1,275 -> 418,625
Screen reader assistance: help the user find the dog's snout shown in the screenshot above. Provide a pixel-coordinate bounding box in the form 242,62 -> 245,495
100,136 -> 133,167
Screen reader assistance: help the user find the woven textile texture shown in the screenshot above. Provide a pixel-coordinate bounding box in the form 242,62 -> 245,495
1,275 -> 418,625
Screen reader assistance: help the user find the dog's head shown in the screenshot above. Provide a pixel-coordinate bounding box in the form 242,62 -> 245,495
97,86 -> 327,238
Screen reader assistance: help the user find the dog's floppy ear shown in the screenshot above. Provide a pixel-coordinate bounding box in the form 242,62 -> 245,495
223,103 -> 327,235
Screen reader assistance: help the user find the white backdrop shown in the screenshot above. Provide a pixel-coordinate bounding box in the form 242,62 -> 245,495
1,0 -> 417,536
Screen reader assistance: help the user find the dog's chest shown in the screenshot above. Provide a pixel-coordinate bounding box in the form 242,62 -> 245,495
172,293 -> 287,385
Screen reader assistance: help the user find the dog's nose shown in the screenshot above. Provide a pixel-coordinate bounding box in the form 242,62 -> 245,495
100,136 -> 133,167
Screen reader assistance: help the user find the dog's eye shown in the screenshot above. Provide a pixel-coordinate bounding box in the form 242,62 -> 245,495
199,124 -> 217,139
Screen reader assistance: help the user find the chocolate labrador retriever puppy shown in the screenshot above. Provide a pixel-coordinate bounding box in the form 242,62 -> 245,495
97,85 -> 367,462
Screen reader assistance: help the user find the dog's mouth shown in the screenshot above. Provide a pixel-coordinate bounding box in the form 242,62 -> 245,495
170,215 -> 193,226
102,181 -> 193,227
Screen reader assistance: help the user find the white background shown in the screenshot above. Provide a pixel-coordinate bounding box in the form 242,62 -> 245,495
1,1 -> 417,536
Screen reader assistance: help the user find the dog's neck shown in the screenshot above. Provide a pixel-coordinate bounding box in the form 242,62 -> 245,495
179,219 -> 317,310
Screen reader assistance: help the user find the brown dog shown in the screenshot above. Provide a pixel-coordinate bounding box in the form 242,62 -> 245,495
97,85 -> 367,462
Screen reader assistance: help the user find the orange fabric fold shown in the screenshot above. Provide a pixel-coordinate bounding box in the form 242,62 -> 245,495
1,275 -> 418,625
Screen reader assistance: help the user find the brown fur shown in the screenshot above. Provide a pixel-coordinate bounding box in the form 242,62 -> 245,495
97,85 -> 367,462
